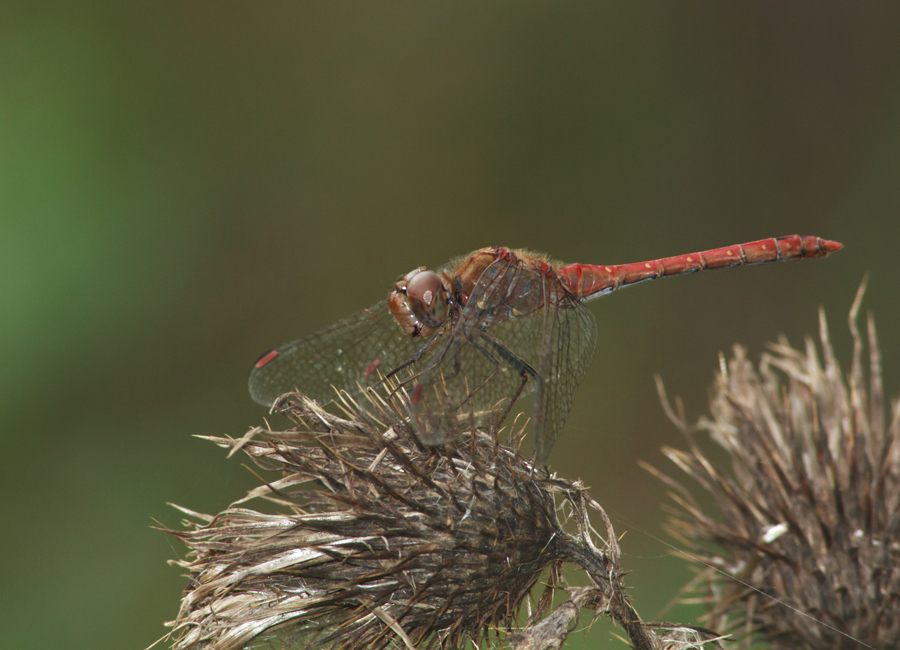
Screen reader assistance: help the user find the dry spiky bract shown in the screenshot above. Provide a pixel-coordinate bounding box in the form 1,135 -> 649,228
165,390 -> 714,650
656,284 -> 899,650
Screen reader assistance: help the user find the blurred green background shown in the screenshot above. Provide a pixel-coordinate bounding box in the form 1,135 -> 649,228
2,3 -> 898,648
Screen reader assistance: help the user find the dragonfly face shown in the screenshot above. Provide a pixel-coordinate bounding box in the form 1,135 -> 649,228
389,268 -> 454,338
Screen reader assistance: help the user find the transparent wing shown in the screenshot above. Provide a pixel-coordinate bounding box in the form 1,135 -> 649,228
532,287 -> 597,466
248,300 -> 427,407
250,255 -> 597,466
406,257 -> 547,443
407,256 -> 598,465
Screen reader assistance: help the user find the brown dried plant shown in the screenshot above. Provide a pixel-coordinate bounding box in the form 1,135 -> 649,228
651,282 -> 899,650
163,386 -> 720,650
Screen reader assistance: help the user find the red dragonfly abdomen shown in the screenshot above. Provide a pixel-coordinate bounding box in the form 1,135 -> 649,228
558,235 -> 843,300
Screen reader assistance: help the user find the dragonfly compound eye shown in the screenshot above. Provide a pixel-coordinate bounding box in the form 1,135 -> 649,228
406,270 -> 449,328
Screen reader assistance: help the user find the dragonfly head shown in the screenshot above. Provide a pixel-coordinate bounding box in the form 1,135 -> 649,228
390,268 -> 451,338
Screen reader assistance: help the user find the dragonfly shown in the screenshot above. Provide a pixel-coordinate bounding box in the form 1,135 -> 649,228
249,234 -> 841,466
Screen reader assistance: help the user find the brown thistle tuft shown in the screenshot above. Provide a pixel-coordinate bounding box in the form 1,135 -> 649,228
164,387 -> 718,650
652,282 -> 899,650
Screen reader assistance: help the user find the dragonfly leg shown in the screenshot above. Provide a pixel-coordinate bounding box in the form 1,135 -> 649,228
396,335 -> 468,402
450,335 -> 503,408
377,332 -> 447,398
470,330 -> 539,429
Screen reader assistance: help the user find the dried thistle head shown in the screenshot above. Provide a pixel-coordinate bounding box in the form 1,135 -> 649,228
164,388 -> 718,650
654,283 -> 899,649
167,391 -> 557,650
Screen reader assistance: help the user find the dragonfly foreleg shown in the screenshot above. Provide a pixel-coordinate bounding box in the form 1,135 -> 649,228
377,331 -> 447,399
472,330 -> 539,429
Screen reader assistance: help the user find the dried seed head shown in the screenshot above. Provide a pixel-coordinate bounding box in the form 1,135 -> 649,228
656,283 -> 899,650
164,388 -> 718,650
167,391 -> 563,650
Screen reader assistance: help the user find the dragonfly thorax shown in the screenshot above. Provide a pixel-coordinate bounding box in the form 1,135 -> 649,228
389,268 -> 452,338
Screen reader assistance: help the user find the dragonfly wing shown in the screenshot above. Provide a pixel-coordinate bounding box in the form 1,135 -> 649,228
408,254 -> 598,465
408,256 -> 551,443
462,257 -> 598,464
407,321 -> 535,444
248,300 -> 425,407
531,288 -> 597,466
